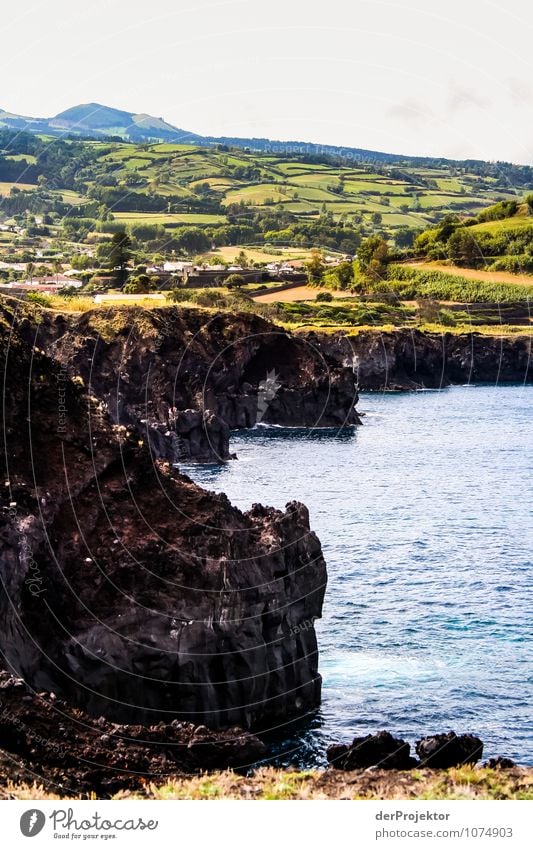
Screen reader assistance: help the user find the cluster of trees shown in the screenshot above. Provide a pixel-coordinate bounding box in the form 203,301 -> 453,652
87,208 -> 366,257
475,199 -> 518,223
305,236 -> 390,290
413,202 -> 533,268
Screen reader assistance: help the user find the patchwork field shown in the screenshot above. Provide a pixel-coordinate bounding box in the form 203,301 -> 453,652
0,138 -> 521,232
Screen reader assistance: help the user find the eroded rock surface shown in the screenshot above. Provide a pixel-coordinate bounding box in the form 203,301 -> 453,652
310,328 -> 532,390
327,731 -> 416,770
0,301 -> 327,732
416,732 -> 483,767
26,306 -> 360,462
0,674 -> 266,795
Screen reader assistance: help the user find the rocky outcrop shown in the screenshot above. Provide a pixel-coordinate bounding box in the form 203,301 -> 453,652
0,301 -> 327,732
0,674 -> 266,795
23,306 -> 359,462
327,730 -> 485,770
308,328 -> 532,390
416,732 -> 483,768
327,731 -> 416,770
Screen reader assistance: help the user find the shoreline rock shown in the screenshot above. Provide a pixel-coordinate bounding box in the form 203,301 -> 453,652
0,674 -> 266,795
308,328 -> 532,390
328,730 -> 485,771
0,301 -> 327,733
327,731 -> 416,770
416,732 -> 483,768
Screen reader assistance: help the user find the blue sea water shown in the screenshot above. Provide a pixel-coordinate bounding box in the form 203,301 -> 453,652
186,386 -> 533,766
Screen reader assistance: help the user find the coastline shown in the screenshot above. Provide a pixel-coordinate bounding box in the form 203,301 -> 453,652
1,299 -> 531,795
2,766 -> 532,801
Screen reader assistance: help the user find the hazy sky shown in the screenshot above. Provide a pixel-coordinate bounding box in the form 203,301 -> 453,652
2,0 -> 533,163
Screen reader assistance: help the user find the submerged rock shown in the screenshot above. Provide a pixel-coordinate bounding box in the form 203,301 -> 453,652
327,731 -> 416,770
0,301 -> 327,731
416,732 -> 483,768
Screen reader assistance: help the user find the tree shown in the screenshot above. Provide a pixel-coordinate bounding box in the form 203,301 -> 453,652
356,236 -> 389,282
70,254 -> 91,271
395,228 -> 416,249
108,230 -> 132,288
123,274 -> 152,294
371,212 -> 383,227
447,229 -> 480,267
177,228 -> 210,255
26,261 -> 35,283
329,260 -> 354,290
305,249 -> 325,286
52,258 -> 62,283
225,273 -> 245,289
235,250 -> 249,268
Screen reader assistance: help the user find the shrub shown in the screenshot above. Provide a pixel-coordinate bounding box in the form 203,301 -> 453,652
123,274 -> 152,294
26,292 -> 52,307
489,255 -> 533,273
225,273 -> 245,289
316,291 -> 333,302
476,200 -> 518,223
192,290 -> 227,307
447,229 -> 483,266
166,289 -> 192,303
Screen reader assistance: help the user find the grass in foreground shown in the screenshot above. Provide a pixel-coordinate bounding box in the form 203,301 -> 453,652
1,767 -> 532,801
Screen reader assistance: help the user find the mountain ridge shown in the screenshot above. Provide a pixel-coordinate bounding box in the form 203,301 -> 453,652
0,100 -> 501,167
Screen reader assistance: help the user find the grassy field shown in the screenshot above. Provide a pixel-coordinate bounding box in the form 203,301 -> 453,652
207,245 -> 316,263
0,180 -> 37,194
2,767 -> 532,800
468,215 -> 533,234
114,211 -> 226,226
1,136 -> 530,241
253,285 -> 358,302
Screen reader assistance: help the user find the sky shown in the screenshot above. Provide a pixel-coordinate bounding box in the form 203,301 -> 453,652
2,0 -> 533,163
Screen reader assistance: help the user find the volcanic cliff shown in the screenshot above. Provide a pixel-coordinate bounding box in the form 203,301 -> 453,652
310,328 -> 532,390
0,300 -> 335,733
28,305 -> 360,463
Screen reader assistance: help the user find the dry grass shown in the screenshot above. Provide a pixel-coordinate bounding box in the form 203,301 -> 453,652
1,767 -> 531,801
253,286 -> 358,303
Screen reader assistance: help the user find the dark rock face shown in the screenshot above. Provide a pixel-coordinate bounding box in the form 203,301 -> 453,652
175,409 -> 233,463
0,674 -> 266,794
484,756 -> 516,769
416,732 -> 483,767
0,301 -> 327,731
29,307 -> 360,463
327,731 -> 415,770
310,328 -> 532,390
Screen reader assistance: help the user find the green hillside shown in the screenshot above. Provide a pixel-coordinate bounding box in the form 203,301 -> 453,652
1,129 -> 530,228
412,199 -> 533,272
0,128 -> 532,266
